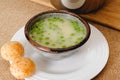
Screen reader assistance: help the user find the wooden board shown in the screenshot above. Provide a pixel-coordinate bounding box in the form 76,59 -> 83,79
31,0 -> 120,30
81,0 -> 120,30
30,0 -> 55,8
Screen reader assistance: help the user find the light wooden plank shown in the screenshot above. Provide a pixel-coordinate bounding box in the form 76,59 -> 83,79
30,0 -> 55,8
31,0 -> 120,30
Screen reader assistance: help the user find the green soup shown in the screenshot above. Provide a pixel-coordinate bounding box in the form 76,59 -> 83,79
29,17 -> 86,48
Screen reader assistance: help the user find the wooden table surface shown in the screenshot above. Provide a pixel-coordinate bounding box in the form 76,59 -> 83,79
31,0 -> 120,30
0,0 -> 120,80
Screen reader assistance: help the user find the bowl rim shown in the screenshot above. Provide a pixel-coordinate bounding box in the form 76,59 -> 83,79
24,10 -> 91,53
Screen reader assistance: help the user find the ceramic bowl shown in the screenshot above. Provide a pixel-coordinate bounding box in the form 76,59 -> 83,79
24,10 -> 90,60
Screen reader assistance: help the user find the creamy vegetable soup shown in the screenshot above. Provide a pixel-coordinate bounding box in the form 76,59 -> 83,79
29,17 -> 86,48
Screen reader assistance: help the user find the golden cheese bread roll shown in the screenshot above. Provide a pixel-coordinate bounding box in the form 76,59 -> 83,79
1,41 -> 24,61
10,57 -> 35,79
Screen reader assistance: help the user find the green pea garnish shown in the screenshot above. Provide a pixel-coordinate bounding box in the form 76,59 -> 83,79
29,17 -> 85,48
45,37 -> 50,40
45,42 -> 50,45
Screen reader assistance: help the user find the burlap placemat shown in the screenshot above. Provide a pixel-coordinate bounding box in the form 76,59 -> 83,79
0,0 -> 52,80
0,0 -> 120,80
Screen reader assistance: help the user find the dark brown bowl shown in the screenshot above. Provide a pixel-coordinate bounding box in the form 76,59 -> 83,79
50,0 -> 105,13
24,10 -> 90,54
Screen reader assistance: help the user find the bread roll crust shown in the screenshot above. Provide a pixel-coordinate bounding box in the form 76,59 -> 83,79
10,57 -> 35,79
1,41 -> 24,61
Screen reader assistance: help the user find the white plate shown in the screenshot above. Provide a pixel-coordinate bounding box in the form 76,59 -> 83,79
11,24 -> 109,80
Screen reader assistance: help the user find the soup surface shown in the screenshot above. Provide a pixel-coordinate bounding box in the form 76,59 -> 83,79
29,17 -> 86,48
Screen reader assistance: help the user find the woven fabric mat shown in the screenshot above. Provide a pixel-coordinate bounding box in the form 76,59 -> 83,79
0,0 -> 120,80
0,0 -> 52,80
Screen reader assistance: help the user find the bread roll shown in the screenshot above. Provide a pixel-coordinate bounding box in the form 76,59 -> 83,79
1,41 -> 24,61
10,57 -> 35,79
